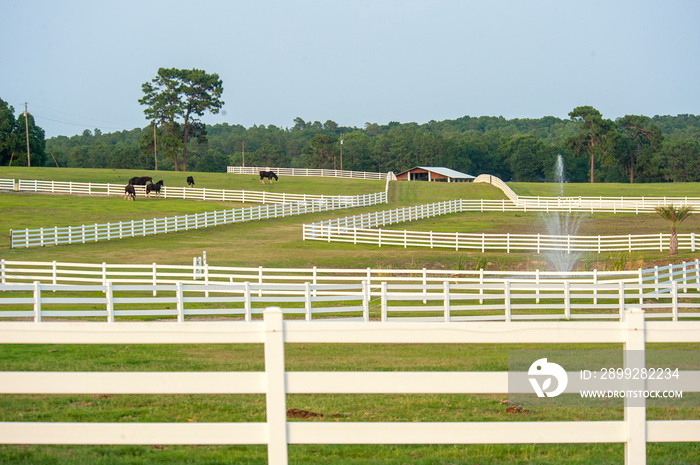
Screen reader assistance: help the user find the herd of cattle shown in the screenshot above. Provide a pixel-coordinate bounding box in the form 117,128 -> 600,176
123,171 -> 277,200
123,176 -> 165,201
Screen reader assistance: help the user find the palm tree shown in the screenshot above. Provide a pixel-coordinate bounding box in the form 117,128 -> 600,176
655,205 -> 693,255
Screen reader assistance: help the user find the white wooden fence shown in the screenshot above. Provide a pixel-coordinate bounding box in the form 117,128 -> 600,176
0,309 -> 698,465
303,199 -> 699,253
474,173 -> 520,202
10,190 -> 387,249
11,178 -> 373,204
227,166 -> 397,181
3,258 -> 695,290
1,259 -> 698,322
474,174 -> 700,212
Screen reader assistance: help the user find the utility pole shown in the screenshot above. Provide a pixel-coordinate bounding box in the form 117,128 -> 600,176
24,102 -> 31,167
340,134 -> 343,171
153,123 -> 158,170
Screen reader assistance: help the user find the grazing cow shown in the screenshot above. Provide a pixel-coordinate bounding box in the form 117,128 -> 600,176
146,180 -> 164,198
129,176 -> 153,186
259,170 -> 278,184
186,176 -> 195,187
124,184 -> 136,200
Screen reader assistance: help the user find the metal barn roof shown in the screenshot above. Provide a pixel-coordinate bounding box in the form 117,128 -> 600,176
398,166 -> 475,179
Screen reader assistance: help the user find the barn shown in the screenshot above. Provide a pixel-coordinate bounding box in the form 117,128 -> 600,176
395,166 -> 475,182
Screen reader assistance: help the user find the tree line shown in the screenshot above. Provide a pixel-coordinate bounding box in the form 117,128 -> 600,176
2,95 -> 700,183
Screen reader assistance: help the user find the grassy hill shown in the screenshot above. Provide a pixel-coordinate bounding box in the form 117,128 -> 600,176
1,169 -> 699,464
1,167 -> 699,270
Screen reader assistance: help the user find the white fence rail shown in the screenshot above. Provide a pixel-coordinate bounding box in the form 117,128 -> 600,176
1,259 -> 699,322
473,174 -> 700,212
227,166 -> 397,181
10,191 -> 387,249
303,199 -> 699,253
0,309 -> 698,465
12,178 -> 375,204
3,258 -> 695,289
474,174 -> 520,202
8,176 -> 700,213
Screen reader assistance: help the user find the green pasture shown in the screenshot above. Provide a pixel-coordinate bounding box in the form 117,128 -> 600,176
1,168 -> 700,463
0,342 -> 699,464
1,169 -> 698,270
0,166 -> 386,197
510,181 -> 700,198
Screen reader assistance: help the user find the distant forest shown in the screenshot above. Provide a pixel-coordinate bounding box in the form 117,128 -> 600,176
4,97 -> 700,183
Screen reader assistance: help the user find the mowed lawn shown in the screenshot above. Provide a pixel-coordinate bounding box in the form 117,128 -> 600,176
1,169 -> 699,464
2,167 -> 699,270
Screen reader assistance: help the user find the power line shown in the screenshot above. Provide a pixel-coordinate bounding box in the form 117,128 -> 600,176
33,113 -> 130,131
28,103 -> 133,127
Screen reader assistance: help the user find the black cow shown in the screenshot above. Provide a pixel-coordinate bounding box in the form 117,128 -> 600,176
124,184 -> 136,200
129,176 -> 153,186
186,176 -> 195,187
146,180 -> 164,198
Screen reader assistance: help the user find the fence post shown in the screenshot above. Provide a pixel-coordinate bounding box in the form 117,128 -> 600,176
258,266 -> 264,297
638,268 -> 643,305
33,281 -> 41,322
504,280 -> 511,322
672,281 -> 679,321
312,266 -> 318,297
362,280 -> 370,322
422,268 -> 428,304
619,282 -> 626,318
244,282 -> 252,322
650,265 -> 659,301
106,281 -> 114,323
443,281 -> 450,322
380,282 -> 388,322
204,263 -> 210,298
623,308 -> 646,465
479,268 -> 484,304
152,263 -> 157,297
263,308 -> 289,465
0,259 -> 5,284
176,282 -> 184,323
304,282 -> 312,321
564,281 -> 571,320
535,269 -> 540,304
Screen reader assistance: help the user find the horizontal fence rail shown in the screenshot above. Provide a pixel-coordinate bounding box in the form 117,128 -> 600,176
10,191 -> 387,249
7,176 -> 699,213
4,258 -> 696,289
1,259 -> 698,322
303,199 -> 700,253
227,166 -> 397,181
473,174 -> 700,212
0,309 -> 698,464
474,174 -> 520,202
10,178 -> 379,204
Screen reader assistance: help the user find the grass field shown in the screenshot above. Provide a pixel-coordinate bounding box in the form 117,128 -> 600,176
2,167 -> 698,270
1,167 -> 699,464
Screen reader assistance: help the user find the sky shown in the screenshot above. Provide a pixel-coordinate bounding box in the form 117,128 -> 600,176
2,0 -> 699,138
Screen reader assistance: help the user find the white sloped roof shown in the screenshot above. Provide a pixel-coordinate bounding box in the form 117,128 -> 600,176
416,166 -> 475,179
